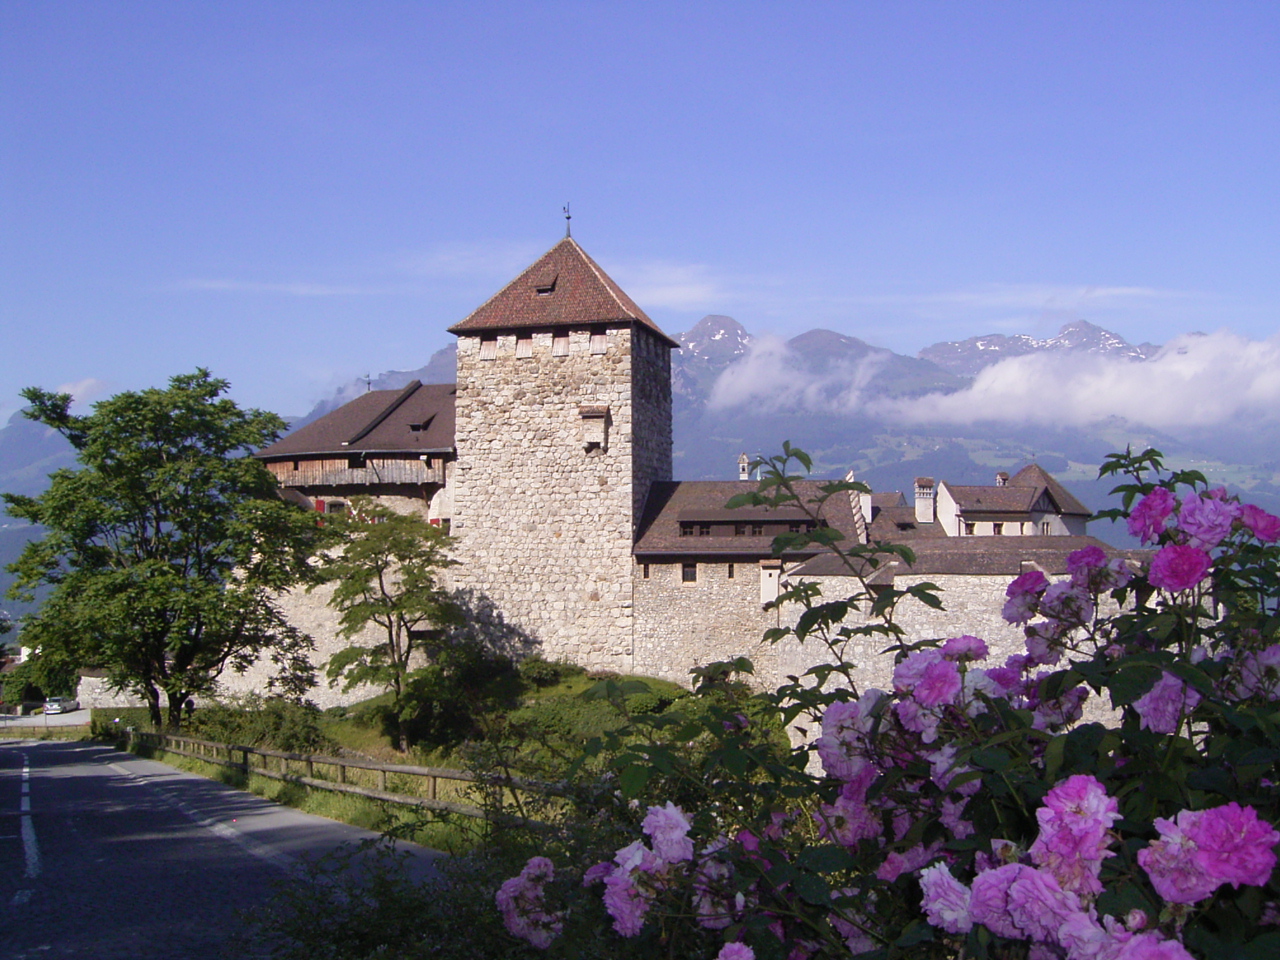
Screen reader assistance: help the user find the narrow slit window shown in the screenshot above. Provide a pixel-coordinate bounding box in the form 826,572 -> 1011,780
727,563 -> 735,579
682,562 -> 697,583
642,563 -> 650,580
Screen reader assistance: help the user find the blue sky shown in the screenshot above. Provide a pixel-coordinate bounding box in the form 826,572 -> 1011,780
2,2 -> 1278,424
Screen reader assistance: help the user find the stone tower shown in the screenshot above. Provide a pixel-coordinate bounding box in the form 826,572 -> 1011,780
447,237 -> 677,669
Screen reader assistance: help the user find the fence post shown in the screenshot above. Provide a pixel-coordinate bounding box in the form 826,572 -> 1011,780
428,776 -> 437,801
306,757 -> 314,778
338,763 -> 346,784
379,769 -> 387,791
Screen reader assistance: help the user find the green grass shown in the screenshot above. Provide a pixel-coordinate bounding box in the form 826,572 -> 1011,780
129,742 -> 486,853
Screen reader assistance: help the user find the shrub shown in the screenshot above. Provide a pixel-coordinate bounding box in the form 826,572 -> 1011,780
483,446 -> 1280,960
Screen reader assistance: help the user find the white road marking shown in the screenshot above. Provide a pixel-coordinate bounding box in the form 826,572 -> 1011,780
108,762 -> 297,874
19,753 -> 41,885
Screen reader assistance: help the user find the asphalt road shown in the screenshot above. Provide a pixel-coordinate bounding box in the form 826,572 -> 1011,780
0,739 -> 446,960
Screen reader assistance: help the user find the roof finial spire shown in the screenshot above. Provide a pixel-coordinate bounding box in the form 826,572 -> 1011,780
563,202 -> 571,238
360,373 -> 372,392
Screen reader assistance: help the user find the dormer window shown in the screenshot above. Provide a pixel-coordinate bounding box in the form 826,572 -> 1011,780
680,522 -> 694,537
534,274 -> 557,296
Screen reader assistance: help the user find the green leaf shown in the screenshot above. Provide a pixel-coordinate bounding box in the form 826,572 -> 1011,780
617,764 -> 650,797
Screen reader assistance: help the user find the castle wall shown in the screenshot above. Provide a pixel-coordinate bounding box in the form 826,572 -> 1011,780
451,325 -> 670,670
632,559 -> 784,685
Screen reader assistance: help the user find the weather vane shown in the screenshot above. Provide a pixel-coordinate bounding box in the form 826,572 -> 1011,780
360,373 -> 372,392
563,202 -> 571,238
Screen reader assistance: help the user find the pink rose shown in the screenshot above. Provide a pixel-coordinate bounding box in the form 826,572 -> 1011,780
1133,671 -> 1201,735
1128,488 -> 1175,544
919,862 -> 973,934
1241,503 -> 1280,542
1187,802 -> 1280,890
1147,544 -> 1212,593
1176,493 -> 1240,550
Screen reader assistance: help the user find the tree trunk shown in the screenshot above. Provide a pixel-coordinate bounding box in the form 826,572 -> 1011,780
164,690 -> 188,732
397,715 -> 410,754
143,682 -> 163,730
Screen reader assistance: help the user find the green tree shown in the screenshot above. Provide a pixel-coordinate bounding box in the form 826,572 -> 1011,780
2,370 -> 322,730
315,496 -> 459,752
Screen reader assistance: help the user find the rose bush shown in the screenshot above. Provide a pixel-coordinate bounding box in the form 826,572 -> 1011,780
491,446 -> 1280,960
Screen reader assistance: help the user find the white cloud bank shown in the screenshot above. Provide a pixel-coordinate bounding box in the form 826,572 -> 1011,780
708,335 -> 892,412
708,330 -> 1280,433
55,378 -> 112,410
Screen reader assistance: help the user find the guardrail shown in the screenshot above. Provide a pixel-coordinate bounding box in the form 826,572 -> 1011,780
127,730 -> 495,819
127,729 -> 569,828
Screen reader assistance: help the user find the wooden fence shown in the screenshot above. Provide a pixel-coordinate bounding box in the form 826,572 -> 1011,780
127,730 -> 499,820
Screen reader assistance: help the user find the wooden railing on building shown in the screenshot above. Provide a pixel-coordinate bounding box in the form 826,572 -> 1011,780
127,730 -> 497,819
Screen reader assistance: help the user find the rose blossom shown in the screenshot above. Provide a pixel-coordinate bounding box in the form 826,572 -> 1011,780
1029,774 -> 1120,897
919,862 -> 973,934
642,801 -> 694,863
1147,544 -> 1212,593
715,945 -> 755,960
1128,488 -> 1176,544
1003,570 -> 1049,624
942,634 -> 989,661
1236,645 -> 1280,699
1241,503 -> 1280,542
914,658 -> 963,707
1186,802 -> 1280,890
1176,492 -> 1240,550
1132,671 -> 1200,735
496,856 -> 564,949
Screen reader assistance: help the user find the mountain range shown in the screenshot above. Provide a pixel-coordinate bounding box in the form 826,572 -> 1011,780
5,318 -> 1280,622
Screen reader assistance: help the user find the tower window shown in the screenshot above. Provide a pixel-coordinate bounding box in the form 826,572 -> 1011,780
642,563 -> 651,579
964,522 -> 976,536
590,326 -> 608,354
680,523 -> 694,537
1041,520 -> 1052,535
516,335 -> 533,359
993,522 -> 1004,535
698,523 -> 711,536
552,332 -> 569,356
479,336 -> 498,361
682,563 -> 697,583
727,563 -> 735,579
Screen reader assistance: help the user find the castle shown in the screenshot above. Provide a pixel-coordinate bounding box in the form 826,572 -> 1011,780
243,235 -> 1129,702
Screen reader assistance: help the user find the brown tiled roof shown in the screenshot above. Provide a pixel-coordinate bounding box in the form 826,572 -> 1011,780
634,480 -> 859,557
447,237 -> 680,347
942,463 -> 1091,519
865,492 -> 950,541
790,536 -> 1147,580
256,381 -> 456,459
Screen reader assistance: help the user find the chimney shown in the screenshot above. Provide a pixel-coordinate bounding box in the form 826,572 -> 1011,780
914,477 -> 935,524
996,472 -> 1009,487
738,452 -> 751,481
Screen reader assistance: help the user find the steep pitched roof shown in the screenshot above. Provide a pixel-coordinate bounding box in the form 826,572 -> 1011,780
1010,463 -> 1091,517
256,381 -> 456,459
448,237 -> 680,347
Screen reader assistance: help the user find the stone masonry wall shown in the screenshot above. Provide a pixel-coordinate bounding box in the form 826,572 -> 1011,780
771,573 -> 1029,693
632,559 -> 786,686
629,326 -> 673,526
451,326 -> 670,670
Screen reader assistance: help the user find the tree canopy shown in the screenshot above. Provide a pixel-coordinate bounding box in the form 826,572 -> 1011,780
314,496 -> 459,751
2,370 -> 322,729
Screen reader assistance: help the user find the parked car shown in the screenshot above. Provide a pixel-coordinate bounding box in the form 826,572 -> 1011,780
44,697 -> 80,715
